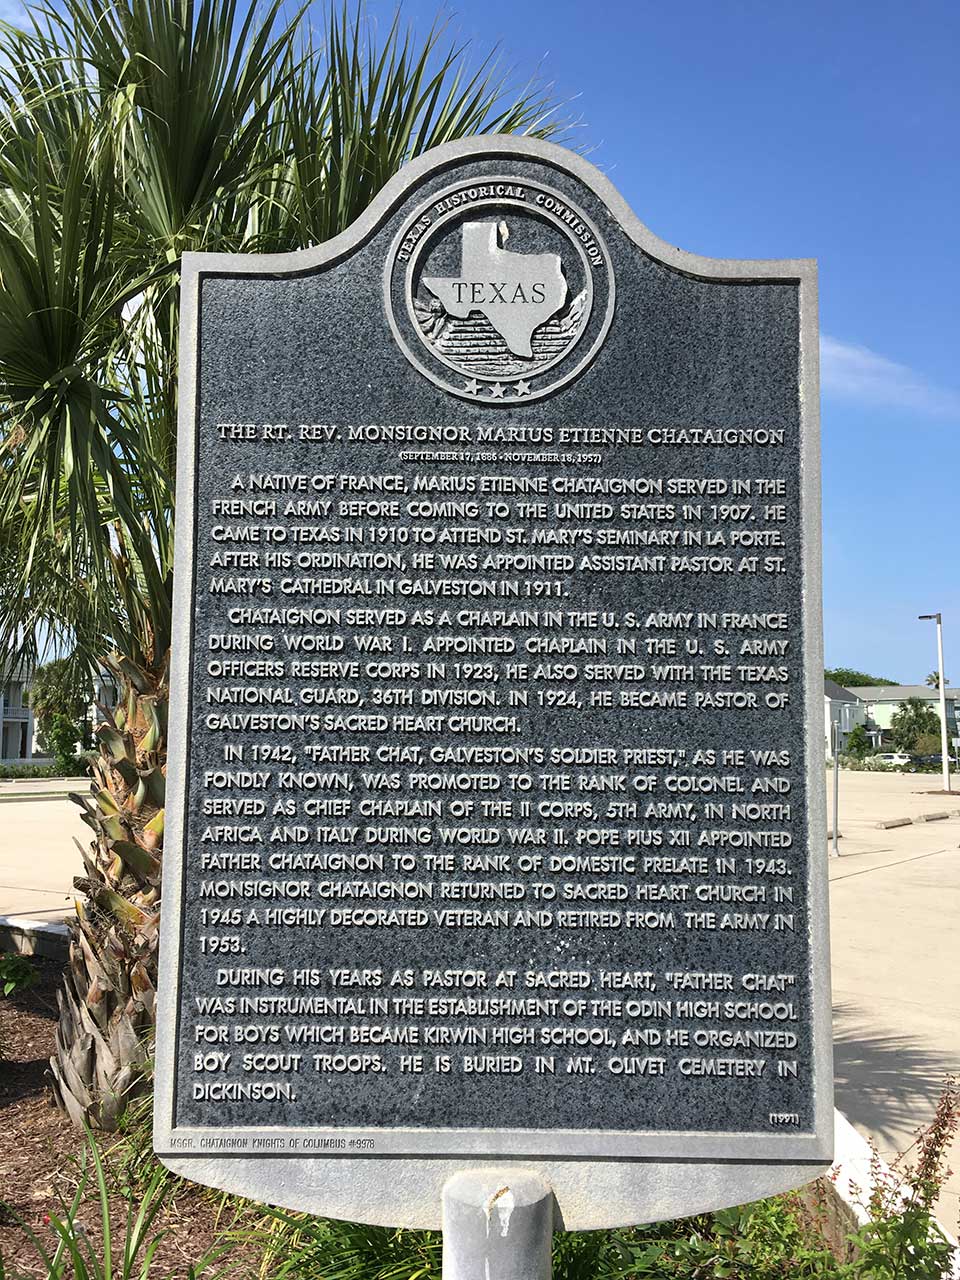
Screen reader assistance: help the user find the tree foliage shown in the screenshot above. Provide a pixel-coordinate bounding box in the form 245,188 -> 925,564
29,657 -> 90,743
913,732 -> 944,757
845,723 -> 870,759
44,713 -> 83,772
0,0 -> 566,1128
825,668 -> 899,688
890,698 -> 941,752
925,670 -> 948,688
0,0 -> 566,675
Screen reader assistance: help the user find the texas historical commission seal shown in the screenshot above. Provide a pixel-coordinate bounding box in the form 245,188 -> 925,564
385,176 -> 615,403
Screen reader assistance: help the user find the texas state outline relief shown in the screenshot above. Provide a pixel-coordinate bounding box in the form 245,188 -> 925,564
421,221 -> 567,358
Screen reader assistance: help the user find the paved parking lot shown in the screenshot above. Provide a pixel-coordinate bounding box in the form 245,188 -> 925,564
1,771 -> 958,1224
0,789 -> 87,920
827,770 -> 960,1228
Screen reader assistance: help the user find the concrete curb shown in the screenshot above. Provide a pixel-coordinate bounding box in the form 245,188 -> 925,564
816,1110 -> 960,1276
0,792 -> 83,804
0,776 -> 87,786
875,808 -> 960,829
0,915 -> 70,960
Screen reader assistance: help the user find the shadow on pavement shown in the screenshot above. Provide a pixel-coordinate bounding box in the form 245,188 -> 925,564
833,1000 -> 954,1147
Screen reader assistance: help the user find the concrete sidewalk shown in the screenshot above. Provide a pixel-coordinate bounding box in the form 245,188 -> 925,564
828,770 -> 960,1230
0,792 -> 87,921
0,776 -> 88,802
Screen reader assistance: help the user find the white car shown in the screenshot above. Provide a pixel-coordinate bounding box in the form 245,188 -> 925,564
876,752 -> 911,767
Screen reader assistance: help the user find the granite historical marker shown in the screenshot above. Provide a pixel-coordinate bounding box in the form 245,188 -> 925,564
155,137 -> 832,1229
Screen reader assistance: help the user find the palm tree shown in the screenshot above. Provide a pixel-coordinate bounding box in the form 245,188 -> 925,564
926,671 -> 948,689
0,0 -> 563,1128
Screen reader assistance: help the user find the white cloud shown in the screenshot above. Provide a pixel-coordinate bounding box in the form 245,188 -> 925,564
820,335 -> 960,420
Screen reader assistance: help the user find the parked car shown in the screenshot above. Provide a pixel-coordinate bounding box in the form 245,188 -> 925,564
910,753 -> 957,768
876,752 -> 912,767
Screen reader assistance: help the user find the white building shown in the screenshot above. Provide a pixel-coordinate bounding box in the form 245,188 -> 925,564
849,685 -> 960,741
0,661 -> 115,764
0,665 -> 36,762
824,678 -> 867,757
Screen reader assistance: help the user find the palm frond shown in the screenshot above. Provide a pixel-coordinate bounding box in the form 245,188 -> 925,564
0,0 -> 567,1132
262,6 -> 570,249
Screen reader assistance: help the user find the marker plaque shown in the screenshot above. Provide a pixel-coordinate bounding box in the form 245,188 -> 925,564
155,137 -> 832,1228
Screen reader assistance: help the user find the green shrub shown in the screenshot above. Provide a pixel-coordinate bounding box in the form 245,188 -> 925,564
0,1128 -> 228,1279
838,754 -> 902,772
630,1199 -> 838,1276
0,762 -> 60,779
0,953 -> 37,997
29,656 -> 92,751
0,760 -> 90,779
6,1084 -> 958,1280
0,952 -> 38,1059
890,698 -> 941,752
229,1195 -> 839,1280
825,668 -> 899,688
844,1076 -> 959,1280
44,714 -> 82,774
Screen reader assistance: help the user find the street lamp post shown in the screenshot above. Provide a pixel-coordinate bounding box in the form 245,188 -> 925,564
831,718 -> 841,857
919,613 -> 951,793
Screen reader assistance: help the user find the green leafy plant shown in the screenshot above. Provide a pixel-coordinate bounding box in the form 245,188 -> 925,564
30,657 -> 92,749
620,1199 -> 838,1277
226,1196 -> 839,1280
43,713 -> 84,774
0,951 -> 37,997
0,1128 -> 231,1279
0,0 -> 566,1134
248,1216 -> 442,1280
842,1076 -> 959,1280
890,698 -> 942,751
0,762 -> 59,778
839,754 -> 909,772
825,668 -> 899,688
107,1061 -> 178,1198
845,723 -> 870,759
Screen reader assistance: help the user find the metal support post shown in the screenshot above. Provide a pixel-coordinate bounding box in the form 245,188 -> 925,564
919,612 -> 951,793
935,616 -> 951,792
442,1171 -> 554,1280
831,720 -> 840,857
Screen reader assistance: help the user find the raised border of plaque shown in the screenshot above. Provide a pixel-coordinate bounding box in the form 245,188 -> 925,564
154,135 -> 832,1229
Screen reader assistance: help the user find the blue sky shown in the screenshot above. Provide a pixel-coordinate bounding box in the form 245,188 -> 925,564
360,0 -> 959,684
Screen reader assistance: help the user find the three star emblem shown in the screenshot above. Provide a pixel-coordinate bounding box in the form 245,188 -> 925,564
462,378 -> 533,400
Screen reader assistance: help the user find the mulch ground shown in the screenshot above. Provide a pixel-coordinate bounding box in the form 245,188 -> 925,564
0,958 -> 255,1278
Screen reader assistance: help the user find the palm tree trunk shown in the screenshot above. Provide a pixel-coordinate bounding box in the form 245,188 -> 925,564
49,652 -> 166,1130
